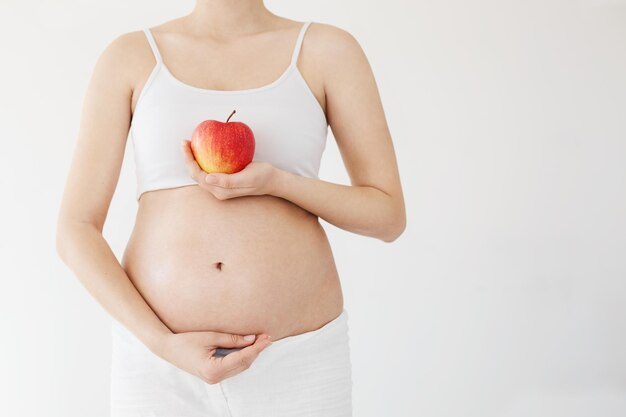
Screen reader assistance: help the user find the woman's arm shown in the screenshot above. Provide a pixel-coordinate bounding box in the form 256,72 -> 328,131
55,32 -> 171,354
56,222 -> 172,352
274,24 -> 405,242
272,169 -> 403,242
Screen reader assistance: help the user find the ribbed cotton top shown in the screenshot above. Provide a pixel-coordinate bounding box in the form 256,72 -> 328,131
129,21 -> 328,201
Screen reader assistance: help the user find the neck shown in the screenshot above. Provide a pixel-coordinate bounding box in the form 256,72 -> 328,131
187,0 -> 275,38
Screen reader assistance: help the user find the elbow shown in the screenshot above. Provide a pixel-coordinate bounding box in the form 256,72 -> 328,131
377,192 -> 406,243
379,214 -> 406,243
56,219 -> 101,261
380,224 -> 405,243
55,220 -> 79,262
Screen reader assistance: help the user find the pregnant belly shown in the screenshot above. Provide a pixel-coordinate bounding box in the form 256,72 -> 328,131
121,185 -> 344,341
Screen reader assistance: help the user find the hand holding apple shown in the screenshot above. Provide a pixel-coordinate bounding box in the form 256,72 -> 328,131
180,140 -> 280,200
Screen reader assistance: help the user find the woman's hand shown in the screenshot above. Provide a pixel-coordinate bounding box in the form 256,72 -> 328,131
181,139 -> 280,200
158,330 -> 272,385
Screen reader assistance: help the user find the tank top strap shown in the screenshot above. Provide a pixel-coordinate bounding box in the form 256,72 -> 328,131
290,21 -> 313,67
142,28 -> 163,64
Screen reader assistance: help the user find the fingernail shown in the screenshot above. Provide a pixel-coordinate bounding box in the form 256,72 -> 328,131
244,334 -> 255,341
180,140 -> 186,147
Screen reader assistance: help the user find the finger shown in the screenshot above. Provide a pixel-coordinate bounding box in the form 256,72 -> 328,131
180,139 -> 196,162
205,185 -> 249,201
205,331 -> 264,348
205,163 -> 255,188
206,174 -> 254,191
205,173 -> 231,188
204,186 -> 232,201
180,140 -> 205,182
216,335 -> 272,379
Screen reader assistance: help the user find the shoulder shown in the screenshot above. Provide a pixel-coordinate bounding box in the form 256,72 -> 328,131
305,22 -> 373,89
306,22 -> 362,50
90,29 -> 157,87
306,22 -> 367,64
96,30 -> 147,63
305,22 -> 370,78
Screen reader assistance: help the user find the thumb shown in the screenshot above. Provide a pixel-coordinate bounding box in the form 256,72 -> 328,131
205,331 -> 259,348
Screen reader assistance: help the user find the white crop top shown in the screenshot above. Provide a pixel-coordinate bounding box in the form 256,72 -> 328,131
130,21 -> 328,201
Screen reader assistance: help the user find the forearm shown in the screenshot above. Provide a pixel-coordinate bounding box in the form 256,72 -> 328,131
56,222 -> 172,355
272,169 -> 404,242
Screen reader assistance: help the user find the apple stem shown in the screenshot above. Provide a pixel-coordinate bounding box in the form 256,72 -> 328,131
226,110 -> 236,123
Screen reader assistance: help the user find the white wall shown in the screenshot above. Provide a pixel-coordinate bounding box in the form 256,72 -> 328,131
1,0 -> 625,416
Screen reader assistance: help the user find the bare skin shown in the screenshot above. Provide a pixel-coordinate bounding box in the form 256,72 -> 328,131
56,0 -> 405,385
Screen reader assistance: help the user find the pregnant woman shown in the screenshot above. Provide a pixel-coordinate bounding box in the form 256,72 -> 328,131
56,1 -> 405,416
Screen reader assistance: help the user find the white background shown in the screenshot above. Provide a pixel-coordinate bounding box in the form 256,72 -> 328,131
1,1 -> 625,416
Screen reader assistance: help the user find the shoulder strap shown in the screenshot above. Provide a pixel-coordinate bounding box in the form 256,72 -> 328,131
143,28 -> 163,64
290,21 -> 312,66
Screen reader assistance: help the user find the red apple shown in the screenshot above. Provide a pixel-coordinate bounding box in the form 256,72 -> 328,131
190,109 -> 256,174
